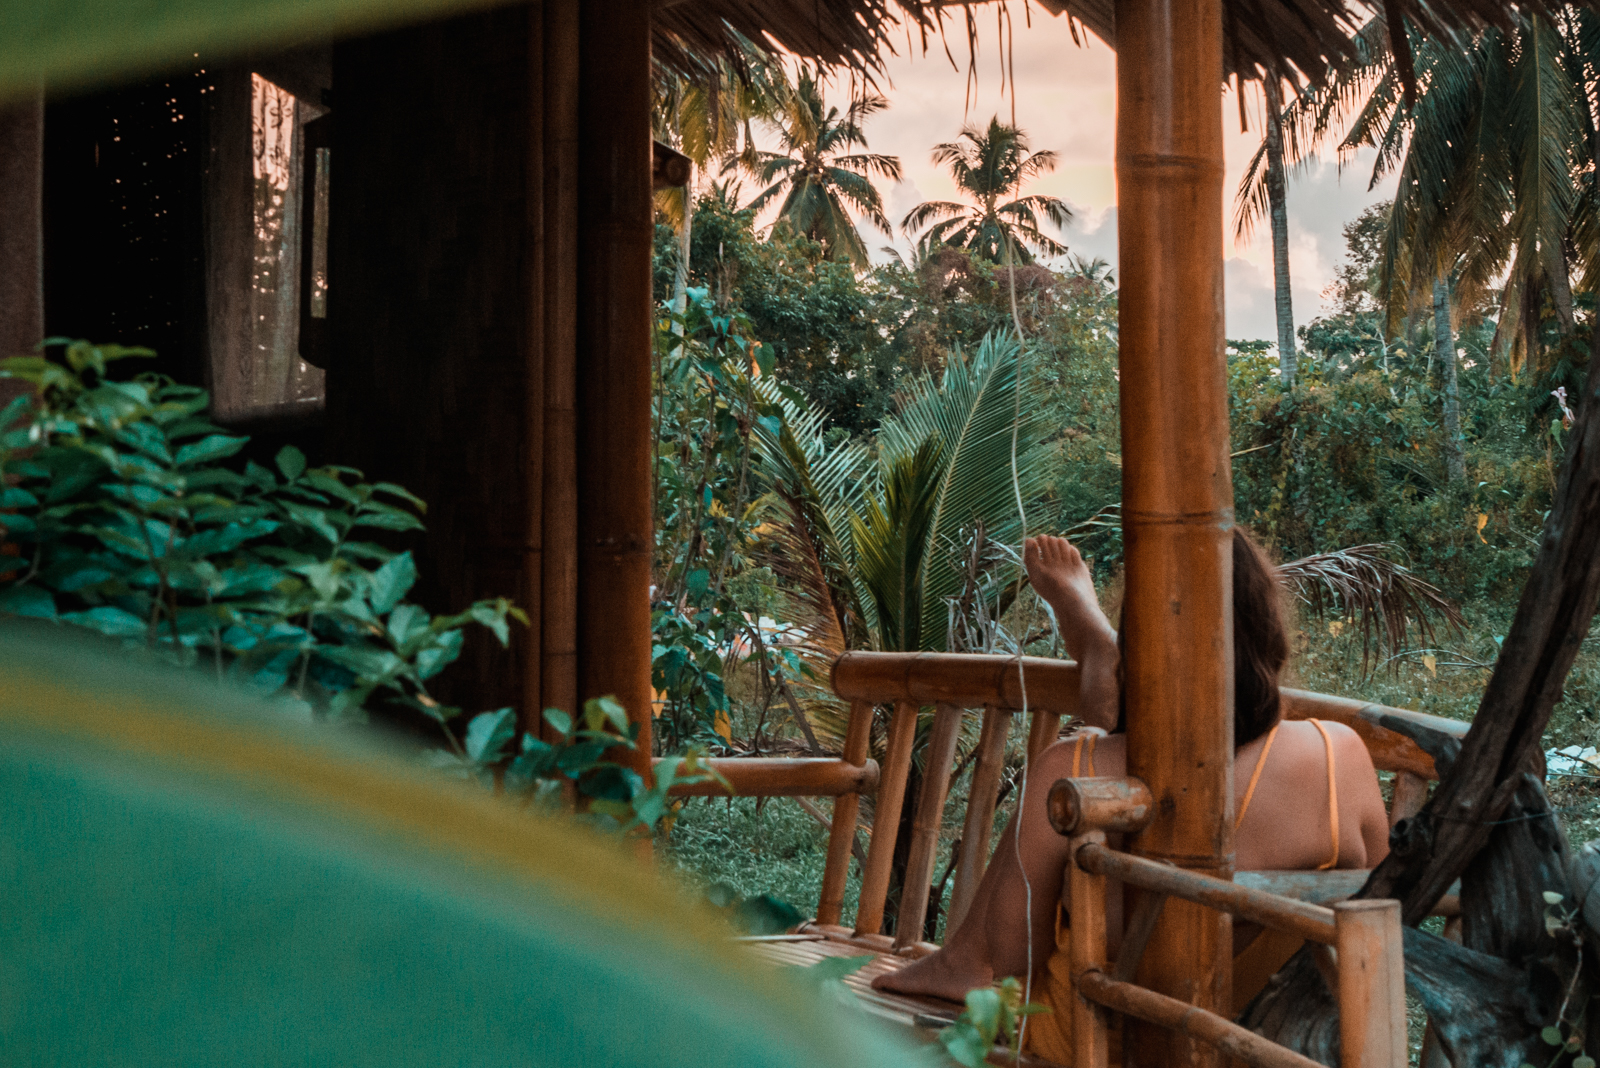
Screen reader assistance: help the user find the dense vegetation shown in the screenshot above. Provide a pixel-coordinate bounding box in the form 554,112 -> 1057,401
651,182 -> 1600,928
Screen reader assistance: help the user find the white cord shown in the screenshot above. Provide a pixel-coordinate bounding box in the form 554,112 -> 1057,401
1002,231 -> 1035,1061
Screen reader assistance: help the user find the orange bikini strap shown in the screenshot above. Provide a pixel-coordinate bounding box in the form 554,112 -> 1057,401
1234,722 -> 1280,831
1070,731 -> 1100,778
1309,719 -> 1341,870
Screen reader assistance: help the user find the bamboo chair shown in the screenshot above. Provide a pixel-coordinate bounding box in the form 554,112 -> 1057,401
703,652 -> 1466,1067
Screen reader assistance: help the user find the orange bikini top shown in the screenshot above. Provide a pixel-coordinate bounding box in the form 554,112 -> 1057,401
1235,720 -> 1341,870
1070,730 -> 1100,777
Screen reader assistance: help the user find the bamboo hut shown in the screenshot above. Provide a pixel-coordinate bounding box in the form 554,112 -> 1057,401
1,0 -> 1593,1065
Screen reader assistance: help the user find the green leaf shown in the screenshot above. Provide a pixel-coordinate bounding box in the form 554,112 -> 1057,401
0,485 -> 38,508
584,694 -> 630,735
464,707 -> 517,764
1572,1056 -> 1594,1068
369,551 -> 418,614
60,605 -> 148,638
1543,1027 -> 1564,1046
415,628 -> 464,679
0,584 -> 57,619
542,707 -> 572,738
174,434 -> 248,467
275,445 -> 306,482
282,502 -> 343,546
1542,891 -> 1564,905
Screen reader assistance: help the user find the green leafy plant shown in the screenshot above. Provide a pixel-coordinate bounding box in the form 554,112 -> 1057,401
0,341 -> 723,832
0,342 -> 521,745
937,977 -> 1049,1067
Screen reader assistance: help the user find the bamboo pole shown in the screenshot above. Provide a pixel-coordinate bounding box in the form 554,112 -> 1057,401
655,757 -> 879,797
0,93 -> 42,412
540,0 -> 579,740
1113,0 -> 1231,1054
521,2 -> 546,741
1333,901 -> 1406,1068
1076,972 -> 1324,1068
894,702 -> 964,949
1027,708 -> 1062,759
854,700 -> 919,937
947,704 -> 1012,932
832,651 -> 1079,713
818,699 -> 874,926
574,0 -> 653,781
1068,832 -> 1112,1068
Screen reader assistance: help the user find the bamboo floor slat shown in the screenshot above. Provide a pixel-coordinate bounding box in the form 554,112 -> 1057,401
740,936 -> 960,1032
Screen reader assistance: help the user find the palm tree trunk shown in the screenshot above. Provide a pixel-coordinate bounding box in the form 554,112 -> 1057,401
670,170 -> 694,332
1434,274 -> 1466,485
1264,78 -> 1296,386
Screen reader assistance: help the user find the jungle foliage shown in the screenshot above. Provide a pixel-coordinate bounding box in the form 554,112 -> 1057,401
0,341 -> 712,832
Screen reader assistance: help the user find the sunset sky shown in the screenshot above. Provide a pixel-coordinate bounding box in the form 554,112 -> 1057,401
782,10 -> 1398,344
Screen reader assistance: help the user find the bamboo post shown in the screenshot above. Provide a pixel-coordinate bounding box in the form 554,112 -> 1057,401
540,0 -> 579,740
1027,708 -> 1063,759
1068,831 -> 1112,1068
1333,900 -> 1406,1068
520,2 -> 546,740
854,700 -> 919,937
818,699 -> 875,926
947,704 -> 1012,932
0,93 -> 42,412
1114,0 -> 1233,1053
894,702 -> 964,949
575,0 -> 653,780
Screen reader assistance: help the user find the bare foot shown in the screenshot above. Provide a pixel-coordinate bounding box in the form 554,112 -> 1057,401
871,947 -> 993,1004
1023,535 -> 1115,662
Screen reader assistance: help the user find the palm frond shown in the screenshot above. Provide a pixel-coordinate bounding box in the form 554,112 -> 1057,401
1276,543 -> 1465,675
878,334 -> 1052,656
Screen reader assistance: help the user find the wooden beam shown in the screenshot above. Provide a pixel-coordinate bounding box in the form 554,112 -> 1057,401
540,0 -> 579,738
818,699 -> 875,926
1333,901 -> 1407,1068
854,700 -> 918,936
1113,0 -> 1231,1056
521,0 -> 546,742
831,651 -> 1080,713
0,93 -> 42,397
574,0 -> 653,778
946,704 -> 1012,932
655,756 -> 879,797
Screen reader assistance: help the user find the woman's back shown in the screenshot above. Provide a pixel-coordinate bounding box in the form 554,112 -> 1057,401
1060,720 -> 1390,870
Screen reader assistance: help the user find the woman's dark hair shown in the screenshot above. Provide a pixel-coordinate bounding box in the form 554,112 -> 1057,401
1232,526 -> 1290,746
1113,526 -> 1290,746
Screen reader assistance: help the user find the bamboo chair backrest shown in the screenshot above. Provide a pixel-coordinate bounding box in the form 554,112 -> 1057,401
815,652 -> 1468,950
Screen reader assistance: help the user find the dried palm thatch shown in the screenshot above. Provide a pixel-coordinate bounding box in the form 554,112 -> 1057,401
1276,542 -> 1465,674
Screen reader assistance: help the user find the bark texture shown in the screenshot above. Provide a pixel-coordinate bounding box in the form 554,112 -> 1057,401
1263,77 -> 1295,386
1434,275 -> 1466,485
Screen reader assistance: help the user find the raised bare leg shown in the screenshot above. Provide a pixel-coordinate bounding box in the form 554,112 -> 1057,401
1024,535 -> 1119,729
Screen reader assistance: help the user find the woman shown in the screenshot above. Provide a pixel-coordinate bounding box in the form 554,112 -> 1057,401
875,528 -> 1390,1003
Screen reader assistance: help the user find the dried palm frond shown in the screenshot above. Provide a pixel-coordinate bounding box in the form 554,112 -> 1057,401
1275,543 -> 1465,674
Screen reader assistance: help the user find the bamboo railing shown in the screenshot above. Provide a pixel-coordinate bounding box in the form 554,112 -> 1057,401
1052,779 -> 1407,1068
666,650 -> 1465,969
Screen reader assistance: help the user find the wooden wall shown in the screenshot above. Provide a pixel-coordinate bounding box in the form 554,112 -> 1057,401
0,95 -> 43,411
328,8 -> 537,725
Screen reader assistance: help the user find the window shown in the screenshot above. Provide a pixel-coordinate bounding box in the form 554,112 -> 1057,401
207,63 -> 330,425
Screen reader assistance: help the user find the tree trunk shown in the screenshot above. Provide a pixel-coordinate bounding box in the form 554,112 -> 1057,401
1434,275 -> 1466,485
670,171 -> 693,334
1245,287 -> 1600,1059
1264,77 -> 1296,386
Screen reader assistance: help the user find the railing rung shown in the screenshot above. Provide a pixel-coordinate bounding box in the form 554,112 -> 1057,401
658,757 -> 879,797
947,704 -> 1012,933
894,702 -> 964,950
1077,843 -> 1337,945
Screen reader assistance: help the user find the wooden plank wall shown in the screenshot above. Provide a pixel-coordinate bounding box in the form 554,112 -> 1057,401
329,3 -> 655,760
0,94 -> 42,411
328,8 -> 537,725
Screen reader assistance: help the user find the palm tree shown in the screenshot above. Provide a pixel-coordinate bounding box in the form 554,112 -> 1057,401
900,118 -> 1071,265
739,69 -> 902,268
654,48 -> 791,318
1241,13 -> 1599,376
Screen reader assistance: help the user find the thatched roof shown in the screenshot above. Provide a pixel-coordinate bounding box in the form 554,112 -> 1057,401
659,0 -> 1532,97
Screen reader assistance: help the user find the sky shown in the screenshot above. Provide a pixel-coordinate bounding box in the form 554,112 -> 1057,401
772,11 -> 1399,344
